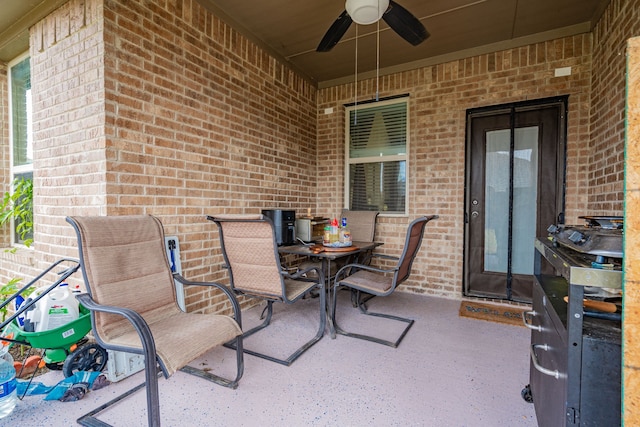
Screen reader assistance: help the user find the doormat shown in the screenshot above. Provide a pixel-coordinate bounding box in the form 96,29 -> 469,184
459,301 -> 526,327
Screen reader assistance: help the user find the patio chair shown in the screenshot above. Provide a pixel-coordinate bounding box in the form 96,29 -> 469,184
330,215 -> 438,347
207,214 -> 326,366
341,209 -> 379,243
334,210 -> 380,305
66,215 -> 244,427
299,209 -> 379,279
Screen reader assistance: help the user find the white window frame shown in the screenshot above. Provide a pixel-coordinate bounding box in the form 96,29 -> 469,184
344,96 -> 409,216
7,52 -> 33,247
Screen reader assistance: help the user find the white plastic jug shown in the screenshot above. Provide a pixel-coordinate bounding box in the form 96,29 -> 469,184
25,284 -> 80,333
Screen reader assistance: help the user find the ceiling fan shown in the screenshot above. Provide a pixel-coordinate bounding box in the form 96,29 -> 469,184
317,0 -> 429,52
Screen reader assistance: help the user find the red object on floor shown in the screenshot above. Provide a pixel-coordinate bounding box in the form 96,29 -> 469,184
14,355 -> 43,378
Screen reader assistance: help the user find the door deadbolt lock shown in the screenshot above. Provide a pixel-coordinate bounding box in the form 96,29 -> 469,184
472,199 -> 479,205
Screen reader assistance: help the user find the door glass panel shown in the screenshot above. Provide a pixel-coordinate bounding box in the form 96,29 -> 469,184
483,127 -> 539,275
484,129 -> 510,273
512,127 -> 538,274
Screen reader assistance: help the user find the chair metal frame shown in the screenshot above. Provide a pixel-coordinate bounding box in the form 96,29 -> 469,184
330,215 -> 438,348
208,214 -> 326,366
340,210 -> 380,305
67,215 -> 244,427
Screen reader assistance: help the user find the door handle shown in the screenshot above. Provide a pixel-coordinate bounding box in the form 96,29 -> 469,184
471,211 -> 479,219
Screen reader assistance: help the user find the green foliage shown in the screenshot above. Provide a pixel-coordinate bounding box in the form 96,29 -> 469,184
0,177 -> 34,325
0,176 -> 33,250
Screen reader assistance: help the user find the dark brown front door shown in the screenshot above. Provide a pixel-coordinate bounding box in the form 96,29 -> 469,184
464,97 -> 566,302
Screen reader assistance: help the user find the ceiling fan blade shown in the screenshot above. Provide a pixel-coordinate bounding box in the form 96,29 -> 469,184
317,10 -> 353,52
382,1 -> 429,46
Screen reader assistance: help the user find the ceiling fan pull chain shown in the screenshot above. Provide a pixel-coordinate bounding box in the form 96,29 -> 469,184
354,24 -> 358,125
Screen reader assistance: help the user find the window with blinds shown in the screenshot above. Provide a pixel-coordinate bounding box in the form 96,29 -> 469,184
345,97 -> 408,215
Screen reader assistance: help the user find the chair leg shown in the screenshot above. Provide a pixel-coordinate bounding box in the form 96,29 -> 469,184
77,343 -> 162,426
349,288 -> 375,307
225,300 -> 274,346
180,330 -> 244,389
331,287 -> 414,348
228,292 -> 326,366
78,334 -> 243,426
77,379 -> 151,426
77,347 -> 244,427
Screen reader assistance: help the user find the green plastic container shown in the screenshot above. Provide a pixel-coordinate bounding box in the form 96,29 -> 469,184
3,305 -> 92,364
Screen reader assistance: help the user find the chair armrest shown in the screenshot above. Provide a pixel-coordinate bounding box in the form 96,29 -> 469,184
333,262 -> 398,284
172,273 -> 243,327
370,253 -> 400,261
75,293 -> 160,374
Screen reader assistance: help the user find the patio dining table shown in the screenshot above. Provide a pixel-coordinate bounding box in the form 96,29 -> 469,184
278,241 -> 381,283
278,241 -> 382,332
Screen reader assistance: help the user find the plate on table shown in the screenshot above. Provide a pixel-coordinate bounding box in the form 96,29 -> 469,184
323,241 -> 353,248
310,244 -> 358,253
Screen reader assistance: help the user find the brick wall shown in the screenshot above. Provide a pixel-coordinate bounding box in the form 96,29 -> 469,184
29,0 -> 107,265
318,35 -> 593,298
100,0 -> 317,310
590,0 -> 639,214
8,0 -> 317,313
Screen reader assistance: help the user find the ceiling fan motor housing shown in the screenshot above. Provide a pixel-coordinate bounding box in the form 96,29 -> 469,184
317,0 -> 427,52
346,0 -> 390,25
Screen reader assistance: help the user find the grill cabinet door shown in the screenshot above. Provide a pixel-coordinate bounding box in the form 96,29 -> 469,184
530,277 -> 568,427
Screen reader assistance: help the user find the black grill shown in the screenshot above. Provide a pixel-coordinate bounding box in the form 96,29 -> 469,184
522,220 -> 622,426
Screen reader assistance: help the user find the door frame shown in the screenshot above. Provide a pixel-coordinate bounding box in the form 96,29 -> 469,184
463,96 -> 568,301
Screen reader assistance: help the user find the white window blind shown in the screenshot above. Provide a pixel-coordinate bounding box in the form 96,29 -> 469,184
345,98 -> 408,214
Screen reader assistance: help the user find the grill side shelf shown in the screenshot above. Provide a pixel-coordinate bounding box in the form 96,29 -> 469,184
534,239 -> 622,288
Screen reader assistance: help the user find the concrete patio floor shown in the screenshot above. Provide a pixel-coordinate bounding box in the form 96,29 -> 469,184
5,291 -> 537,426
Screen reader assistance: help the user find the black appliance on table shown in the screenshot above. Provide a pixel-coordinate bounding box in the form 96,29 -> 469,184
262,209 -> 296,246
523,216 -> 622,426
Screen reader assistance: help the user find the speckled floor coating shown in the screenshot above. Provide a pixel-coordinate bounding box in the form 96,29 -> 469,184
4,292 -> 537,426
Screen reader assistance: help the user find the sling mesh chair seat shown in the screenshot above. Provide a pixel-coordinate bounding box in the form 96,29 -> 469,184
208,214 -> 326,366
330,215 -> 438,348
67,215 -> 244,427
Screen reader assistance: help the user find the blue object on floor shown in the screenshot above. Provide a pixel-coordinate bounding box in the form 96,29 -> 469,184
17,371 -> 101,400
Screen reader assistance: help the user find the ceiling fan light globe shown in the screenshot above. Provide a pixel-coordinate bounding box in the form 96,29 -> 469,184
345,0 -> 389,25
